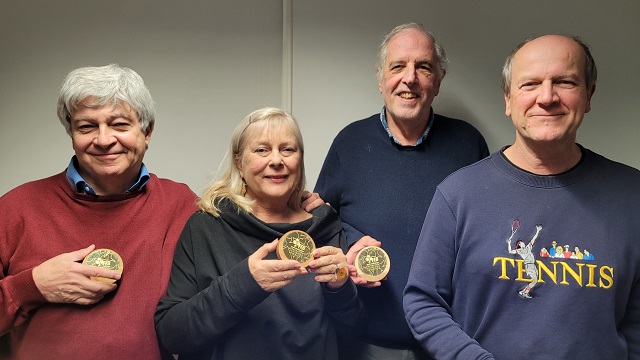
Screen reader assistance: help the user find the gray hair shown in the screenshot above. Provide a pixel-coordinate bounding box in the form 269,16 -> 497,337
501,35 -> 597,95
198,107 -> 307,217
376,23 -> 448,82
57,64 -> 155,135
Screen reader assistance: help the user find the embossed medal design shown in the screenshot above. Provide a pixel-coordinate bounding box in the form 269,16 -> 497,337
355,246 -> 390,282
277,230 -> 316,267
82,248 -> 124,284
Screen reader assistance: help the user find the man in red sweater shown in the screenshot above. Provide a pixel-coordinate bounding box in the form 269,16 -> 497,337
0,64 -> 198,359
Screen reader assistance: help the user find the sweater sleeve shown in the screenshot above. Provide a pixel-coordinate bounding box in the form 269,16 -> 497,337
322,232 -> 365,330
622,275 -> 640,358
0,269 -> 48,335
154,217 -> 270,355
0,195 -> 49,335
403,189 -> 494,360
315,137 -> 365,246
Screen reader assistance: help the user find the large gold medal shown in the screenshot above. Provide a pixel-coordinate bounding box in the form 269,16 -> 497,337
82,248 -> 124,284
355,246 -> 390,282
277,230 -> 316,267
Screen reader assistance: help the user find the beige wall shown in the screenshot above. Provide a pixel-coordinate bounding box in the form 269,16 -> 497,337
2,0 -> 639,196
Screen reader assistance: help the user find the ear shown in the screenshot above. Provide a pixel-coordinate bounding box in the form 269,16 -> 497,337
585,84 -> 596,113
504,93 -> 512,117
433,70 -> 445,96
144,122 -> 154,146
234,154 -> 243,177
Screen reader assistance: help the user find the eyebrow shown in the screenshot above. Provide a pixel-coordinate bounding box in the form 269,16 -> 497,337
72,113 -> 133,122
387,59 -> 436,68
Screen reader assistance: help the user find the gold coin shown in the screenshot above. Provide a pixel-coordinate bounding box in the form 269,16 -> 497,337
82,248 -> 124,284
277,230 -> 316,267
355,246 -> 390,282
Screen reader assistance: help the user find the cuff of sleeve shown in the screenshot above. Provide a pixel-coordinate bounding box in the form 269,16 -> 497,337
323,279 -> 358,310
6,268 -> 47,311
223,258 -> 270,311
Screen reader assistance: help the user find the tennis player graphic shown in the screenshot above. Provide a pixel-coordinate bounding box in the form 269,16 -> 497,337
507,220 -> 543,299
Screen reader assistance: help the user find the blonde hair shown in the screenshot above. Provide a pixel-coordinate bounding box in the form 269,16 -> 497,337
198,107 -> 306,217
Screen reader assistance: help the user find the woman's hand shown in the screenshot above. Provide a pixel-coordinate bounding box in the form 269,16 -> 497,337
248,240 -> 307,292
308,246 -> 349,290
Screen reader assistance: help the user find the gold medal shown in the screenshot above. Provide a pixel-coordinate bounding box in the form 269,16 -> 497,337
355,246 -> 390,282
82,248 -> 124,284
277,230 -> 316,267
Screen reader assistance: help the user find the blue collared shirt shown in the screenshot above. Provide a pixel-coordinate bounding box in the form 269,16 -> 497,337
379,106 -> 434,146
65,156 -> 150,195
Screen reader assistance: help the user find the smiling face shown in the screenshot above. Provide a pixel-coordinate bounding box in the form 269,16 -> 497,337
70,98 -> 151,195
236,124 -> 302,210
378,28 -> 442,127
505,35 -> 595,148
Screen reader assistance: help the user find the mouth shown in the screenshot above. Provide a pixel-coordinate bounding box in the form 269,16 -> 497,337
531,113 -> 565,119
265,174 -> 288,182
398,92 -> 418,99
88,152 -> 126,163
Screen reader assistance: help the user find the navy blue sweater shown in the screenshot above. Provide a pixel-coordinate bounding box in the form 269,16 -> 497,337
405,149 -> 640,359
315,112 -> 488,349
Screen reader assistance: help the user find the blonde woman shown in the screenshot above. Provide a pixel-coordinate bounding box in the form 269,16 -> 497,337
155,108 -> 362,360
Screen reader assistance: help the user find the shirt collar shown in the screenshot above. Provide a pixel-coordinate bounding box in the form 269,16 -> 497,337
379,106 -> 434,146
65,156 -> 150,195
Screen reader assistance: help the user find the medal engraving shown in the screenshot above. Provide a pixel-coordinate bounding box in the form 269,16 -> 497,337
82,248 -> 124,284
355,246 -> 390,282
277,230 -> 316,267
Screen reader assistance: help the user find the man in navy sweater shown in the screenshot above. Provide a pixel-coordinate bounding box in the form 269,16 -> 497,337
314,23 -> 488,359
404,35 -> 640,359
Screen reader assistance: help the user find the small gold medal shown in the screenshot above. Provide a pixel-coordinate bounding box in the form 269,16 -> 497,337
82,248 -> 124,284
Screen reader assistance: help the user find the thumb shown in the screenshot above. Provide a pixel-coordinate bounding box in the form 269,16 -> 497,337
70,244 -> 97,261
346,243 -> 363,265
253,239 -> 278,260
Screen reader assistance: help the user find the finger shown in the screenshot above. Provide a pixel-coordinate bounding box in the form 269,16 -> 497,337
266,259 -> 303,272
252,240 -> 279,261
258,266 -> 304,292
360,236 -> 382,247
79,263 -> 122,282
312,245 -> 336,258
346,245 -> 360,265
350,273 -> 381,287
312,247 -> 347,278
55,275 -> 117,305
302,192 -> 324,212
73,286 -> 115,305
74,282 -> 116,300
67,244 -> 97,262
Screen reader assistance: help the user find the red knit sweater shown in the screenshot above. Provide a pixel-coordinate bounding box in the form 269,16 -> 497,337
0,172 -> 198,359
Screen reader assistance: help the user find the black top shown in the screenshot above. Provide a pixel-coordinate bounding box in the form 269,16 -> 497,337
155,201 -> 363,360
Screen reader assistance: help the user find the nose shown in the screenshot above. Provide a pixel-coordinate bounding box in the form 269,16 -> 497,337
269,150 -> 283,166
537,81 -> 558,106
402,64 -> 416,85
94,125 -> 116,147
